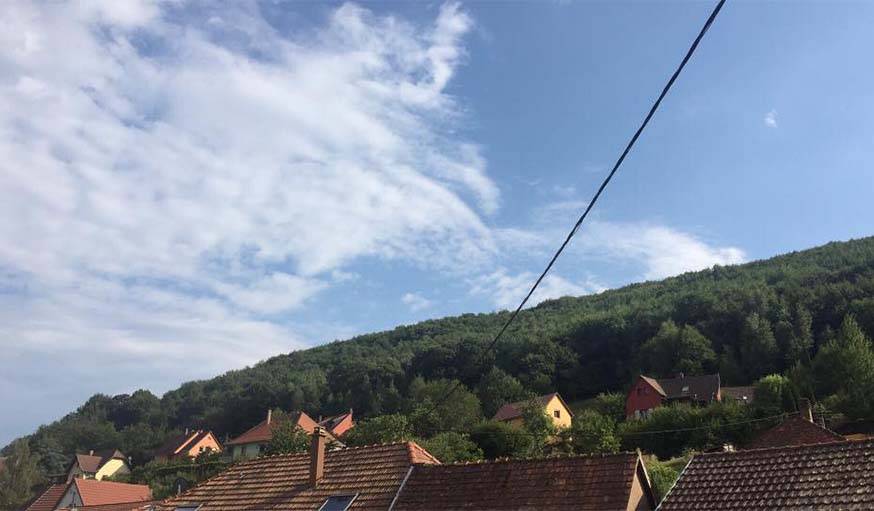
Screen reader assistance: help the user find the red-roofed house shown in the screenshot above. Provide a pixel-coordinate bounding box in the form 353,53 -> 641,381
226,410 -> 338,460
492,393 -> 573,429
55,479 -> 151,510
318,410 -> 355,437
66,450 -> 130,481
625,374 -> 721,419
153,429 -> 222,462
23,484 -> 68,511
745,404 -> 844,449
390,451 -> 656,511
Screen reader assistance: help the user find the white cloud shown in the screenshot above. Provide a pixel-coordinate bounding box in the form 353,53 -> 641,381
401,292 -> 433,312
764,109 -> 778,128
0,0 -> 497,440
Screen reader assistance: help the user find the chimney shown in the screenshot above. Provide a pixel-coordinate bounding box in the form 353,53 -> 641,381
799,398 -> 813,422
309,427 -> 327,487
185,427 -> 189,436
267,409 -> 272,424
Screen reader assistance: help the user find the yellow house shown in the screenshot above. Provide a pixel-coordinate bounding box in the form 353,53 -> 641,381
492,392 -> 574,429
66,450 -> 130,481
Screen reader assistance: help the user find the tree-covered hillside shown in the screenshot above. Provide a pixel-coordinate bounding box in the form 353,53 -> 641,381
7,236 -> 874,482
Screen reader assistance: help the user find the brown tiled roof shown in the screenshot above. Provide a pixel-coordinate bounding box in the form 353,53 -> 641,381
319,411 -> 355,437
24,484 -> 68,511
745,415 -> 844,449
162,441 -> 439,511
492,393 -> 574,422
653,374 -> 720,402
658,439 -> 874,510
73,450 -> 126,474
73,479 -> 152,506
226,412 -> 320,446
154,430 -> 216,458
391,452 -> 653,511
721,385 -> 755,402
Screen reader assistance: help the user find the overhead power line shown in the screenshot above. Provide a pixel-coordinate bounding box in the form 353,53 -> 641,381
427,0 -> 728,414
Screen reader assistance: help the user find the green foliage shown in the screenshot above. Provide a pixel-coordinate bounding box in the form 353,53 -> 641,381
812,315 -> 874,418
518,399 -> 556,458
421,432 -> 483,463
406,378 -> 483,437
344,414 -> 413,447
0,439 -> 44,511
569,410 -> 620,454
124,451 -> 228,499
469,421 -> 530,459
476,367 -> 529,418
262,411 -> 310,455
644,455 -> 689,502
639,321 -> 716,377
753,374 -> 794,416
739,313 -> 778,379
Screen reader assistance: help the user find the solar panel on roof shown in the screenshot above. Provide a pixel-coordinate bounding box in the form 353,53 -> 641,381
318,494 -> 358,511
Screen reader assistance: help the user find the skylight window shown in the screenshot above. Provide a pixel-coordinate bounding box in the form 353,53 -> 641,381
319,494 -> 358,511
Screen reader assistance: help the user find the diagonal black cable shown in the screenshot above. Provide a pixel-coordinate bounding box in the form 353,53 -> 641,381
426,0 -> 728,415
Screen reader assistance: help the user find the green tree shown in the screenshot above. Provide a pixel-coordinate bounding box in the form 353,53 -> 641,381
739,313 -> 778,378
569,410 -> 620,454
469,421 -> 530,459
0,439 -> 43,511
344,414 -> 413,447
752,374 -> 793,416
589,392 -> 626,422
262,411 -> 309,455
639,321 -> 716,377
406,378 -> 482,437
518,399 -> 555,458
476,367 -> 529,418
421,432 -> 483,463
812,315 -> 874,418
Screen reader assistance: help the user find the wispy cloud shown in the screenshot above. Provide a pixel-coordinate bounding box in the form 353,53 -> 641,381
764,109 -> 778,128
401,292 -> 433,312
470,268 -> 605,310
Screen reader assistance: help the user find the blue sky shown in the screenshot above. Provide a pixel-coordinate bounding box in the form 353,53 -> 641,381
2,0 -> 874,446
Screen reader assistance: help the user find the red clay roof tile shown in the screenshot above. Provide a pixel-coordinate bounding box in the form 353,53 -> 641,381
73,479 -> 152,506
24,484 -> 68,511
745,415 -> 844,450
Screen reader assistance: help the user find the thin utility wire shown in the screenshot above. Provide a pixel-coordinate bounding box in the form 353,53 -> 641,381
425,0 -> 728,414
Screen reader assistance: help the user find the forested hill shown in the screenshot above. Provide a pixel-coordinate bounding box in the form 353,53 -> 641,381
11,235 -> 874,475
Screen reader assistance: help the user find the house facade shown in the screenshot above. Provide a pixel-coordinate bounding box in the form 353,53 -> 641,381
226,410 -> 339,460
625,374 -> 721,419
492,392 -> 573,429
154,430 -> 222,462
66,450 -> 130,481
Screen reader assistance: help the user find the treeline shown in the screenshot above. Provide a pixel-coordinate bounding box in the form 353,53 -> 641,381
4,236 -> 874,504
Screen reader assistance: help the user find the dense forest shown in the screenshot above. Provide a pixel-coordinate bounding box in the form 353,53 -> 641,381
5,235 -> 874,505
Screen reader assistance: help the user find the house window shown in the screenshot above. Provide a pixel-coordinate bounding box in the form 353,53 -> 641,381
682,386 -> 690,393
553,410 -> 560,418
318,494 -> 358,511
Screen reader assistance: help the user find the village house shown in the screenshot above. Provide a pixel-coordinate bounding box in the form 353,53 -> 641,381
720,385 -> 755,404
658,439 -> 874,510
163,427 -> 439,510
318,410 -> 355,437
625,374 -> 721,419
741,400 -> 843,450
66,450 -> 130,481
390,451 -> 656,511
226,410 -> 343,460
492,392 -> 573,429
25,479 -> 152,511
153,429 -> 222,462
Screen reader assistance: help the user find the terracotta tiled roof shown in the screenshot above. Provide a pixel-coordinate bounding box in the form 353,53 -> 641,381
745,415 -> 844,449
73,479 -> 152,506
492,393 -> 574,422
24,484 -> 68,511
319,411 -> 355,437
658,439 -> 874,510
226,412 -> 320,446
391,452 -> 653,511
162,441 -> 439,511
